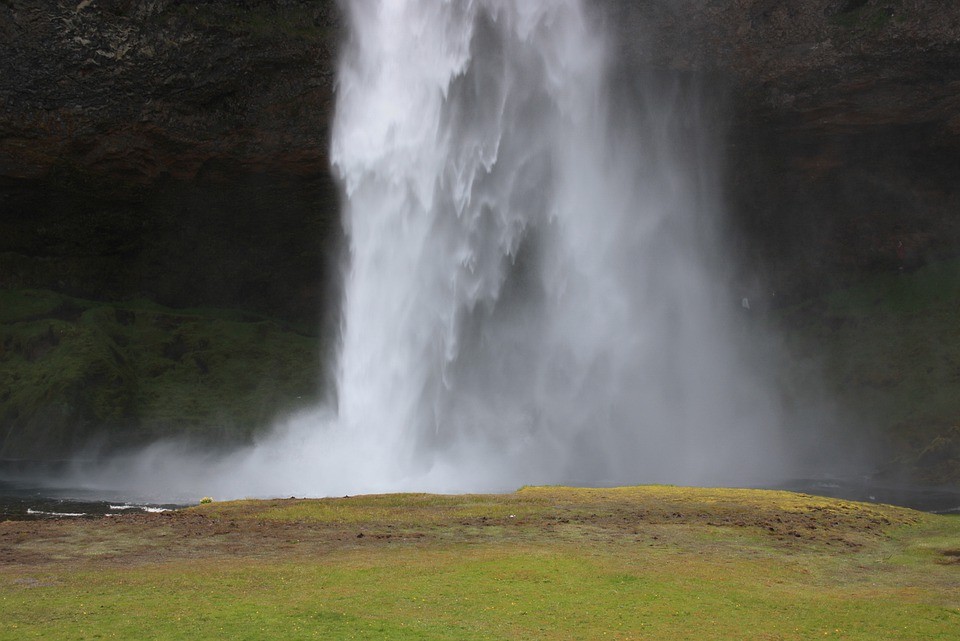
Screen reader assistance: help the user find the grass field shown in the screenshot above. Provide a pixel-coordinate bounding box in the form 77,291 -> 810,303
1,486 -> 958,640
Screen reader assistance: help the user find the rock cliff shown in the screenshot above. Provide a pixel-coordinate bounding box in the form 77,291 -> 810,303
4,0 -> 958,312
1,0 -> 958,479
607,0 -> 960,297
1,0 -> 342,322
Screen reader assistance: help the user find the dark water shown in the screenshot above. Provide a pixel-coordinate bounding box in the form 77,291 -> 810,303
1,467 -> 957,521
771,478 -> 960,515
0,476 -> 188,520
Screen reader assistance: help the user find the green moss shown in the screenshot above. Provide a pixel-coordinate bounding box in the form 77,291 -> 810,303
169,1 -> 336,41
776,258 -> 960,482
0,288 -> 323,458
829,1 -> 901,32
0,290 -> 65,323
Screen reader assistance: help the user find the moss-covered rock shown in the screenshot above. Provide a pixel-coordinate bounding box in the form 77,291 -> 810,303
0,289 -> 325,459
775,259 -> 960,485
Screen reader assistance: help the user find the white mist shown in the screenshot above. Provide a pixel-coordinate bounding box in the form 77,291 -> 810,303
65,0 -> 802,501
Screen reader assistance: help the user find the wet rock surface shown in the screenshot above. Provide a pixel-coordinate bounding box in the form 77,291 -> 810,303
0,0 -> 342,322
3,0 -> 958,312
605,0 -> 960,298
1,0 -> 958,477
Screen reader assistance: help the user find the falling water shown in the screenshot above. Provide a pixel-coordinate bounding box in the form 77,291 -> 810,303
58,0 -> 804,500
324,0 -> 787,489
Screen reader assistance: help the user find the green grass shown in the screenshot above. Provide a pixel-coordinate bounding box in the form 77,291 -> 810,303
7,551 -> 956,640
1,487 -> 958,640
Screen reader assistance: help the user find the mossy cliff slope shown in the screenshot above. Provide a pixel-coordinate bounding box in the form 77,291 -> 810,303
0,0 -> 958,480
776,259 -> 960,486
1,1 -> 339,457
0,289 -> 322,459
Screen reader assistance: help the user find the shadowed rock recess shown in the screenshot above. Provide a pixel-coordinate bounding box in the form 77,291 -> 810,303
1,0 -> 958,482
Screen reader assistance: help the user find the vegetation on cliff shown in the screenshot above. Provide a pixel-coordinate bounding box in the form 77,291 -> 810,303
776,259 -> 960,484
0,288 -> 323,459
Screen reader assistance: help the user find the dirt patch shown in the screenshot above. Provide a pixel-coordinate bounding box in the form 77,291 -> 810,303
938,549 -> 960,565
1,509 -> 434,570
1,488 -> 926,572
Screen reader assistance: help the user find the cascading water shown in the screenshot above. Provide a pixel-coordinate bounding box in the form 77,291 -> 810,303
323,0 -> 786,489
63,0 -> 804,500
330,0 -> 620,484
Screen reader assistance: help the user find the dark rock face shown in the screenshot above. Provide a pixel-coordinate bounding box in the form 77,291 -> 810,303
0,0 -> 340,180
603,0 -> 960,299
3,0 -> 959,312
0,0 -> 345,459
0,0 -> 342,324
1,0 -> 958,477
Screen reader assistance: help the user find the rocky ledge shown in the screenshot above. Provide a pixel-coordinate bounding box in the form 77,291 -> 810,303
1,0 -> 342,323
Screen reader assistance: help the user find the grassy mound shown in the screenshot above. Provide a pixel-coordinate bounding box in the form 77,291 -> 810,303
1,486 -> 958,640
0,289 -> 323,458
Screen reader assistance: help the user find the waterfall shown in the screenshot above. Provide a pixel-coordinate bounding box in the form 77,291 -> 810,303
65,0 -> 797,500
321,0 -> 785,490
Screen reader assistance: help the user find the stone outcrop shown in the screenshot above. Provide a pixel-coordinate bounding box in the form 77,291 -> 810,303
0,0 -> 342,323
